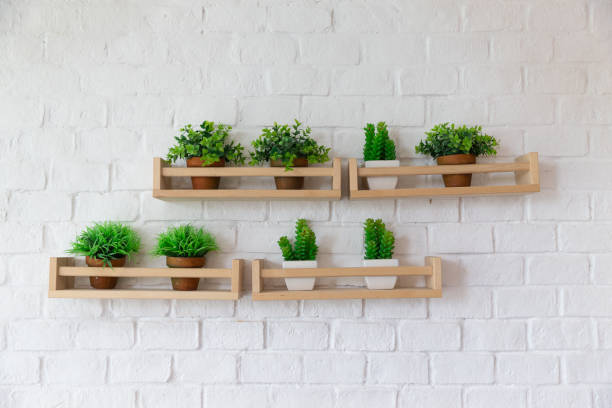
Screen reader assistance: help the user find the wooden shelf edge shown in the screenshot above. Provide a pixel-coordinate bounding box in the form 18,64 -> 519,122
350,183 -> 540,199
252,257 -> 443,300
253,288 -> 442,300
49,257 -> 242,300
261,265 -> 432,278
154,157 -> 342,201
48,289 -> 238,300
153,189 -> 341,200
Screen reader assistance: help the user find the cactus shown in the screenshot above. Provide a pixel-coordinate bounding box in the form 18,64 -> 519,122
277,219 -> 318,261
363,218 -> 395,260
363,121 -> 396,161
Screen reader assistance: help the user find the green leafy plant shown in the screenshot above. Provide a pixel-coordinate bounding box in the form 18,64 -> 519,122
415,123 -> 498,159
151,225 -> 218,258
364,218 -> 395,260
67,222 -> 141,266
166,121 -> 245,166
249,120 -> 330,171
278,219 -> 318,261
363,122 -> 396,161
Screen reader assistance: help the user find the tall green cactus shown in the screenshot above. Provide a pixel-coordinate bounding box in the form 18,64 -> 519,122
363,218 -> 395,260
363,122 -> 396,161
278,219 -> 318,261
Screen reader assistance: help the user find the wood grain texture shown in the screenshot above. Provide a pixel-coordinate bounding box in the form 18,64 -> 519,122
153,157 -> 342,200
48,257 -> 241,300
349,153 -> 540,199
252,257 -> 442,300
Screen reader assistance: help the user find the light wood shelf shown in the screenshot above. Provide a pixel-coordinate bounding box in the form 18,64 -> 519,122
153,157 -> 341,200
48,257 -> 242,300
349,152 -> 539,199
251,257 -> 442,300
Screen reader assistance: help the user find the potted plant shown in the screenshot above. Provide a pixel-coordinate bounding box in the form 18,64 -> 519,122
166,121 -> 245,189
363,122 -> 398,190
278,219 -> 318,290
151,224 -> 218,291
67,221 -> 140,290
249,120 -> 330,190
363,218 -> 397,290
415,123 -> 498,187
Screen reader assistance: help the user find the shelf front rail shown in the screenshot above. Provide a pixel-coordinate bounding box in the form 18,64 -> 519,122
251,257 -> 442,300
49,257 -> 242,300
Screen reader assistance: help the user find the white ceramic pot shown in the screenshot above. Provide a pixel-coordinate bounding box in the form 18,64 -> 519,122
365,160 -> 400,190
363,259 -> 399,290
282,260 -> 317,290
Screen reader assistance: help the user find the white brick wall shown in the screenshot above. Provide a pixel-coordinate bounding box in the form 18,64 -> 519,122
0,0 -> 610,405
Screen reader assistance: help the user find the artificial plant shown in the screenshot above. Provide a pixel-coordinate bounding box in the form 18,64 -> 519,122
364,218 -> 395,260
151,225 -> 218,258
166,121 -> 245,166
415,123 -> 498,159
278,219 -> 318,261
249,120 -> 330,170
363,122 -> 396,161
67,221 -> 141,266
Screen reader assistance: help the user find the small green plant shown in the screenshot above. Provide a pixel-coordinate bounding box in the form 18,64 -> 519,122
166,121 -> 245,166
363,122 -> 396,161
67,222 -> 141,266
151,225 -> 218,258
278,219 -> 318,261
415,123 -> 498,159
249,120 -> 330,171
364,218 -> 395,260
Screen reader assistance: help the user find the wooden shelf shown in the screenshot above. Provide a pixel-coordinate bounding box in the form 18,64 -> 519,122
349,152 -> 539,199
251,257 -> 442,300
153,157 -> 341,200
48,258 -> 242,300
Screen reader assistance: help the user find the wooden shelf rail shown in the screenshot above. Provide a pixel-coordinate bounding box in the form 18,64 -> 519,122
251,257 -> 442,300
349,152 -> 539,199
49,257 -> 242,300
153,157 -> 342,200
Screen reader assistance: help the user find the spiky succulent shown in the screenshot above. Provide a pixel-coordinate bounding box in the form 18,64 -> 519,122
151,225 -> 218,258
363,122 -> 396,161
278,219 -> 318,261
67,222 -> 141,266
363,218 -> 395,260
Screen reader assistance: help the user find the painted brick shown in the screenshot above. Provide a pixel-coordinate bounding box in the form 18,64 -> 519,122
527,255 -> 590,285
138,321 -> 199,350
431,353 -> 494,384
76,321 -> 134,349
496,288 -> 558,317
0,353 -> 39,384
399,387 -> 462,408
528,191 -> 590,221
565,352 -> 612,383
463,320 -> 526,351
140,386 -> 202,408
564,287 -> 612,317
529,319 -> 594,350
399,321 -> 461,351
336,387 -> 397,408
497,354 -> 559,384
465,387 -> 527,408
202,321 -> 263,350
241,353 -> 302,383
45,352 -> 106,385
368,353 -> 428,384
334,322 -> 395,351
494,224 -> 557,252
109,353 -> 172,383
304,353 -> 365,384
268,321 -> 329,350
429,224 -> 493,254
430,287 -> 492,318
175,352 -> 237,383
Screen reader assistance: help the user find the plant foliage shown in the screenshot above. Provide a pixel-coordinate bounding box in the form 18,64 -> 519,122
166,121 -> 245,166
67,222 -> 141,266
249,120 -> 330,171
363,122 -> 396,161
151,225 -> 218,258
278,219 -> 318,261
364,218 -> 395,260
415,122 -> 498,159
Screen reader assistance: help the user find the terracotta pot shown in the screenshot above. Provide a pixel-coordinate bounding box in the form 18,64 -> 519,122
85,256 -> 125,289
270,157 -> 308,190
436,154 -> 476,187
186,157 -> 225,189
166,256 -> 205,291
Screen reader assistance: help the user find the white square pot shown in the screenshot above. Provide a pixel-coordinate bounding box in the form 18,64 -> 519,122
282,260 -> 317,290
365,160 -> 399,190
363,259 -> 399,290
